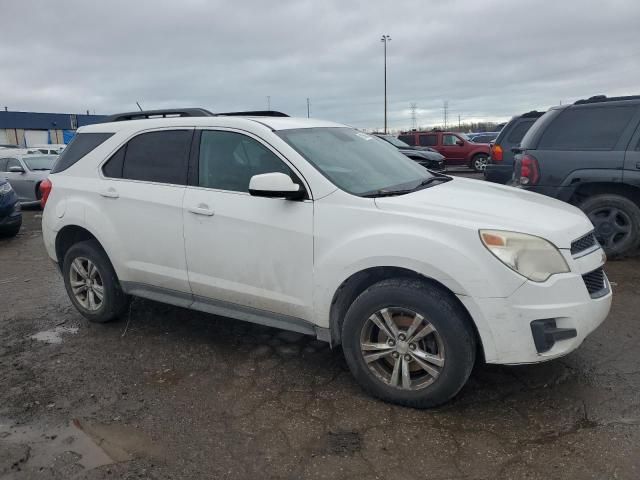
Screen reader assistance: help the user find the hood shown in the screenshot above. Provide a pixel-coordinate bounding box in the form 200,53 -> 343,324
398,149 -> 444,161
374,177 -> 592,249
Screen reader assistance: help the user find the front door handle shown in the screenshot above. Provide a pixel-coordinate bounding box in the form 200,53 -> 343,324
100,188 -> 119,199
188,204 -> 215,216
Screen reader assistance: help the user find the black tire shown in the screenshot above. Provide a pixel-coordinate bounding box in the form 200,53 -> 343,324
341,278 -> 476,408
0,222 -> 21,238
471,154 -> 488,172
62,240 -> 130,323
579,194 -> 640,258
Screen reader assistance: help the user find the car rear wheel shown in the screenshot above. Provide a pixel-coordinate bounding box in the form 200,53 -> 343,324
62,240 -> 130,323
341,278 -> 476,408
580,194 -> 640,258
471,154 -> 489,172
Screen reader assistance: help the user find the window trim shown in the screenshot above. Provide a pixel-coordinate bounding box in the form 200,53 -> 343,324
98,127 -> 195,187
190,127 -> 313,201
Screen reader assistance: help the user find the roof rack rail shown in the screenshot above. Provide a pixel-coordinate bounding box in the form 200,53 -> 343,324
574,94 -> 640,105
521,110 -> 544,118
104,108 -> 290,122
216,110 -> 289,117
104,108 -> 214,122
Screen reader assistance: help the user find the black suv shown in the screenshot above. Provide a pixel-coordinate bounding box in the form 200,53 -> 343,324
513,95 -> 640,256
484,111 -> 543,184
373,134 -> 445,171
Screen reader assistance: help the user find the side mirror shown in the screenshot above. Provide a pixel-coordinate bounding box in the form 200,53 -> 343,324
9,165 -> 25,173
456,140 -> 464,146
249,172 -> 304,200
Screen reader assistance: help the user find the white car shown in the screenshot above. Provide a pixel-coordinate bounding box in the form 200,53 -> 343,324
29,144 -> 66,155
41,109 -> 611,407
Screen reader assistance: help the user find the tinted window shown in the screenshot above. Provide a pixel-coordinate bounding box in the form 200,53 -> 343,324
538,105 -> 637,150
199,131 -> 291,192
121,130 -> 191,185
51,132 -> 114,173
419,134 -> 437,146
506,120 -> 535,144
398,134 -> 416,146
102,146 -> 126,178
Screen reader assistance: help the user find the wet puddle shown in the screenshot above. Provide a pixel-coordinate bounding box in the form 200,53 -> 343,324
29,327 -> 78,344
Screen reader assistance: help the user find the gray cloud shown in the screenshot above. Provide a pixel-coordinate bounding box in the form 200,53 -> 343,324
1,0 -> 639,130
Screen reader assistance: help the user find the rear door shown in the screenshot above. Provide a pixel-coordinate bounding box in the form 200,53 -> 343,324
99,129 -> 193,294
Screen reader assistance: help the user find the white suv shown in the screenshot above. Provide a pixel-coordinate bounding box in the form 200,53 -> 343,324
41,109 -> 611,408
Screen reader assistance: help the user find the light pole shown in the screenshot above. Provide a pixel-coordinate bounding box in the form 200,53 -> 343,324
381,34 -> 391,133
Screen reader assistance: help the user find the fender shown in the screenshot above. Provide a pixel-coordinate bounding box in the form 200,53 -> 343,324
557,168 -> 625,202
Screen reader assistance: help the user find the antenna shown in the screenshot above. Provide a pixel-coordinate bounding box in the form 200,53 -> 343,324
136,102 -> 143,111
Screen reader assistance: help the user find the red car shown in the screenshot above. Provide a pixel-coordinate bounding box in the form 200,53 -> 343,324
398,130 -> 491,172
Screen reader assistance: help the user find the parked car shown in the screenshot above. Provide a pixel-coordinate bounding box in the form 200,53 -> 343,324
398,130 -> 491,172
484,111 -> 544,184
468,132 -> 500,143
0,178 -> 21,237
373,134 -> 446,170
0,144 -> 20,150
0,153 -> 56,205
42,108 -> 610,408
28,144 -> 66,155
513,95 -> 640,257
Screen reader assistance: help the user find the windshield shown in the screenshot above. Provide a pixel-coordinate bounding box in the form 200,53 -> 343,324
23,155 -> 56,170
277,127 -> 433,195
379,135 -> 411,148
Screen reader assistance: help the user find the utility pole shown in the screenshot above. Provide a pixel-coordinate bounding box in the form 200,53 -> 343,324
267,96 -> 271,110
381,34 -> 391,133
307,98 -> 310,118
458,114 -> 461,130
410,103 -> 417,130
443,100 -> 449,129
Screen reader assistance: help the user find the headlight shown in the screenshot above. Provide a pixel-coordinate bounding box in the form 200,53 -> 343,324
0,182 -> 12,194
479,230 -> 570,282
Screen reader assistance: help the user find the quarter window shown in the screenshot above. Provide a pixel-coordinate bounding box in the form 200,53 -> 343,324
538,105 -> 637,150
419,135 -> 437,146
198,130 -> 291,193
51,132 -> 114,173
506,120 -> 535,144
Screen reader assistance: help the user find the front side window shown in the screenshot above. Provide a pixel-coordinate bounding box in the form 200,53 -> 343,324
442,134 -> 460,146
419,134 -> 437,146
277,127 -> 431,196
538,105 -> 637,150
6,158 -> 21,170
198,130 -> 291,192
0,159 -> 8,172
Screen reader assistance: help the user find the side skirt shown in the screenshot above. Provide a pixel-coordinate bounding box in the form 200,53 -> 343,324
120,281 -> 331,342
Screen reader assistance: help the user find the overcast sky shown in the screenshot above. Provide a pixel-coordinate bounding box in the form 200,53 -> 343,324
1,0 -> 639,130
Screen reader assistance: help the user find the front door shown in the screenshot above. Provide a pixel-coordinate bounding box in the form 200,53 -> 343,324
2,158 -> 32,201
183,129 -> 314,321
439,134 -> 466,164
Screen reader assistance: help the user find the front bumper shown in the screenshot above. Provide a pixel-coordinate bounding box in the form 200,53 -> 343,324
0,201 -> 22,229
458,248 -> 611,364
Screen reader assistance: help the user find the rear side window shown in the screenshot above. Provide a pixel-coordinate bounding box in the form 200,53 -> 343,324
419,134 -> 437,146
506,120 -> 536,144
538,105 -> 637,150
51,133 -> 114,173
398,135 -> 416,146
103,130 -> 192,185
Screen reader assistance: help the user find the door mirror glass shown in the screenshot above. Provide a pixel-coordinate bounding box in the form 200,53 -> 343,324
249,172 -> 303,199
8,165 -> 25,173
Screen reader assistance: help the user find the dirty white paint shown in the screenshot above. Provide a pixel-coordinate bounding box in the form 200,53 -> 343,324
30,326 -> 78,344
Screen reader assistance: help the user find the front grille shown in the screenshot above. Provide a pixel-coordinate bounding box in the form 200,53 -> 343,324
582,268 -> 607,297
571,232 -> 598,256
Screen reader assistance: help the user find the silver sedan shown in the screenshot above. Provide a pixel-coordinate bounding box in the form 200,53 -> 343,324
0,153 -> 57,206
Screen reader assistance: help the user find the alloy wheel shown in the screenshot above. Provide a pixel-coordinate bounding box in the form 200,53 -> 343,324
589,206 -> 632,250
360,307 -> 445,390
69,257 -> 104,311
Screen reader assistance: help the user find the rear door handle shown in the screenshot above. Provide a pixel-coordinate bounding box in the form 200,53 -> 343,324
188,204 -> 215,216
100,188 -> 119,199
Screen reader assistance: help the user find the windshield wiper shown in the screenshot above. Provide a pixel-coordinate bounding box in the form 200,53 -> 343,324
415,175 -> 452,188
361,189 -> 414,198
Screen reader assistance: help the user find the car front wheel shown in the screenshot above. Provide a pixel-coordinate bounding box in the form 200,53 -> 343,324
341,278 -> 476,408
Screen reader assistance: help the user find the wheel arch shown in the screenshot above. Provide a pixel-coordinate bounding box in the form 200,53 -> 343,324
569,182 -> 640,207
55,225 -> 107,270
328,266 -> 485,362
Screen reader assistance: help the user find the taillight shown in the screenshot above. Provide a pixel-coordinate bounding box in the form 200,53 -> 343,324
39,178 -> 52,209
519,154 -> 540,185
491,144 -> 503,162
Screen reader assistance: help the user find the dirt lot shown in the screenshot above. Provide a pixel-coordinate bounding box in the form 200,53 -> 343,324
1,202 -> 639,479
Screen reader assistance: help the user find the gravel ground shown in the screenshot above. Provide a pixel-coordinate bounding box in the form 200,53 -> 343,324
1,194 -> 639,479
